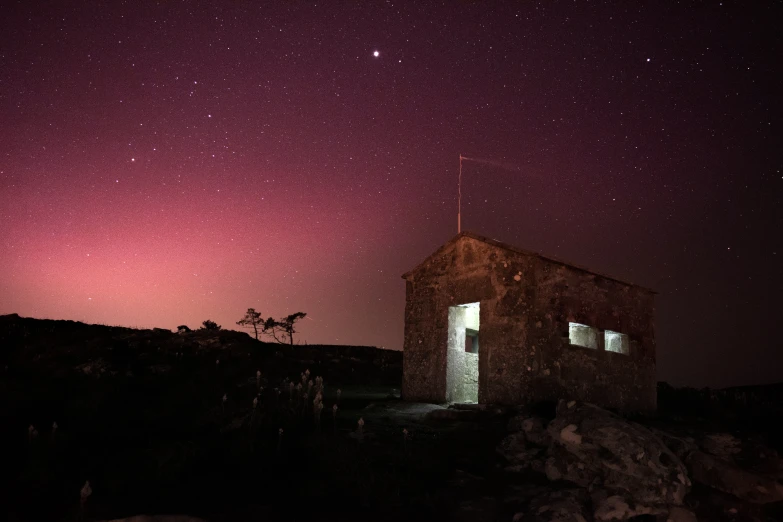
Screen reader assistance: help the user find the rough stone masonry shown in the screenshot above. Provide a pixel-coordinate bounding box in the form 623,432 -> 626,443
401,231 -> 657,412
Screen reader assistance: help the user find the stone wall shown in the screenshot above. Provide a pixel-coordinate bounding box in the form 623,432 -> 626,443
525,249 -> 656,410
462,352 -> 479,402
402,235 -> 503,402
401,232 -> 656,411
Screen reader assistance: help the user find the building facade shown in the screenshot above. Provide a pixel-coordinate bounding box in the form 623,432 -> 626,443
401,232 -> 657,412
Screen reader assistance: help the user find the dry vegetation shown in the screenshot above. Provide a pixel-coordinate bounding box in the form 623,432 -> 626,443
0,314 -> 507,522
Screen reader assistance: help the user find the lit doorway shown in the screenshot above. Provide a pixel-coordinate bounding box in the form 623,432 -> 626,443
447,302 -> 480,403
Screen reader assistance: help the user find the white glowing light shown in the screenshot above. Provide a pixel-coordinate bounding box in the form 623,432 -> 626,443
373,50 -> 380,57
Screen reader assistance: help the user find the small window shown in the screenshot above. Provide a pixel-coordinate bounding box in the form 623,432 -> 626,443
569,322 -> 598,349
605,330 -> 630,355
465,328 -> 479,354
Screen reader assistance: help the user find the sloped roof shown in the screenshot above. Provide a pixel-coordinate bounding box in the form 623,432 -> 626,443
402,231 -> 655,293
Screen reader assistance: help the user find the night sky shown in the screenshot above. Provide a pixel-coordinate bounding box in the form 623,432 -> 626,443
2,2 -> 781,388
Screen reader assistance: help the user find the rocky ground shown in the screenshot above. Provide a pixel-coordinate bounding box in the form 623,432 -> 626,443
1,314 -> 782,521
494,401 -> 783,521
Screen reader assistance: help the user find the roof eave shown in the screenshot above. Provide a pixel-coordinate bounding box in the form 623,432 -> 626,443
400,231 -> 656,294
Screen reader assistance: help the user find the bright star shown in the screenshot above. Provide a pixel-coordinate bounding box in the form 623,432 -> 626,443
373,50 -> 379,57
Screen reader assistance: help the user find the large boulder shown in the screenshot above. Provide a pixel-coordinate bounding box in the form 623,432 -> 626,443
496,431 -> 546,472
589,490 -> 695,521
699,432 -> 783,481
664,506 -> 698,522
653,427 -> 783,504
687,450 -> 783,504
507,415 -> 551,447
499,415 -> 551,473
99,515 -> 206,522
701,433 -> 741,461
649,428 -> 698,461
511,488 -> 590,522
544,401 -> 690,509
591,492 -> 668,521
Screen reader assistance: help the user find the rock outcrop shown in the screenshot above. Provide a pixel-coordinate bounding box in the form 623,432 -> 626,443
101,515 -> 206,522
497,431 -> 546,473
591,492 -> 668,521
508,414 -> 551,447
686,450 -> 783,504
544,401 -> 690,508
512,488 -> 590,522
499,401 -> 696,520
500,400 -> 783,520
652,427 -> 783,504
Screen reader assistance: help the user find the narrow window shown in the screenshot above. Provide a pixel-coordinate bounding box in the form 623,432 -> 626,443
605,330 -> 630,355
465,328 -> 479,354
569,322 -> 598,349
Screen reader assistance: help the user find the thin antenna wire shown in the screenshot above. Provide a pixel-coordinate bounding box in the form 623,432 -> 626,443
457,154 -> 522,235
458,154 -> 463,234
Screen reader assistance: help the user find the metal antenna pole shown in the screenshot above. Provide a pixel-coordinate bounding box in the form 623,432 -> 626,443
458,154 -> 463,234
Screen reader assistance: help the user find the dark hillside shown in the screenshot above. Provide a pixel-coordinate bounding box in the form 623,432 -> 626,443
0,314 -> 408,522
0,313 -> 401,385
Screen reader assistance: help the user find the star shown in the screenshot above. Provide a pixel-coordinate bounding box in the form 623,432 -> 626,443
373,50 -> 379,57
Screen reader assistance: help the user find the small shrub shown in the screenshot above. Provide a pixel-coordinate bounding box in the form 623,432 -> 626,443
201,320 -> 221,330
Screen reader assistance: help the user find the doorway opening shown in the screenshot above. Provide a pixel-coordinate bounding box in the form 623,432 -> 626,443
447,302 -> 480,403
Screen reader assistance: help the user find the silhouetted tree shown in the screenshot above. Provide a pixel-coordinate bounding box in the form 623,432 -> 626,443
177,325 -> 191,333
262,317 -> 283,344
263,312 -> 306,345
279,312 -> 306,345
201,319 -> 221,330
236,308 -> 264,340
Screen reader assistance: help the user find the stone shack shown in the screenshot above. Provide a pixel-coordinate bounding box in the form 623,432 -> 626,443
401,231 -> 657,412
